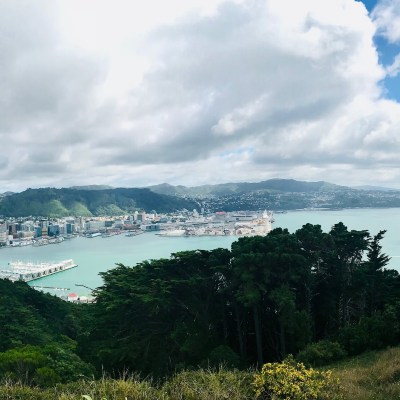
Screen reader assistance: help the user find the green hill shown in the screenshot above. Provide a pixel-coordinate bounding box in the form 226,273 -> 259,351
0,187 -> 198,217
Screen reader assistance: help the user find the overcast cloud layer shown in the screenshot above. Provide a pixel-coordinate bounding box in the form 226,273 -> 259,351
1,0 -> 400,191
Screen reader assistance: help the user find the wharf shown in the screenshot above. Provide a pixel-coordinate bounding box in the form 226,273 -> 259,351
0,259 -> 77,282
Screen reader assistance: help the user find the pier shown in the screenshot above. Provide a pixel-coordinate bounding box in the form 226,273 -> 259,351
0,259 -> 77,282
32,285 -> 71,291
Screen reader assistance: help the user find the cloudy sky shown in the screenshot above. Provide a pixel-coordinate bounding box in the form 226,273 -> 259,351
1,0 -> 400,192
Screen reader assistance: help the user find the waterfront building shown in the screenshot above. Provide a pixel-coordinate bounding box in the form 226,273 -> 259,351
141,224 -> 160,232
8,223 -> 19,236
0,224 -> 7,245
85,220 -> 105,231
34,226 -> 42,238
40,220 -> 49,229
67,293 -> 79,302
48,225 -> 60,237
114,219 -> 123,228
137,212 -> 146,222
214,212 -> 226,222
66,223 -> 75,234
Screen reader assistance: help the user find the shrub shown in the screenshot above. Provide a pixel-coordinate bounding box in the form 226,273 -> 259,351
201,345 -> 242,369
253,356 -> 336,400
297,341 -> 347,367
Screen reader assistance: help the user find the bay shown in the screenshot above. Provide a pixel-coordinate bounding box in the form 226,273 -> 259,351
0,233 -> 237,296
0,208 -> 398,296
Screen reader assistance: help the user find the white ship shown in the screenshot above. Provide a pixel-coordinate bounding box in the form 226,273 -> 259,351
0,259 -> 77,282
156,229 -> 187,237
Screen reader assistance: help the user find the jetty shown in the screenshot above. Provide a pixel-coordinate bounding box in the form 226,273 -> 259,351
0,259 -> 77,282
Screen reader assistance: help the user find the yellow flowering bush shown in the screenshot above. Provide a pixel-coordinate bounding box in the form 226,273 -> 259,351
253,357 -> 334,400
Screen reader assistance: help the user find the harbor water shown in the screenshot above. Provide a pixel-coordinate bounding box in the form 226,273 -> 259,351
0,208 -> 399,296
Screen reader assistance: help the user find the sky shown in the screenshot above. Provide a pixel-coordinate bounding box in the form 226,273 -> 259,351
1,0 -> 400,192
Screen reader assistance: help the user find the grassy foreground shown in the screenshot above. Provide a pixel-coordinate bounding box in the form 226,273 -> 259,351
1,347 -> 400,399
327,347 -> 400,400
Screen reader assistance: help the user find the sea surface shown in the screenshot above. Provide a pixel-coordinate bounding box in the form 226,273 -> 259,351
0,208 -> 399,296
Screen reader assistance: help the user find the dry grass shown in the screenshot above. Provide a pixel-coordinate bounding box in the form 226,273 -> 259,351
0,368 -> 254,400
2,349 -> 400,399
163,368 -> 254,400
328,347 -> 400,400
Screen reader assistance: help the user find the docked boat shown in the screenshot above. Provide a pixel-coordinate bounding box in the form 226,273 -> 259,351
86,232 -> 101,238
156,229 -> 187,237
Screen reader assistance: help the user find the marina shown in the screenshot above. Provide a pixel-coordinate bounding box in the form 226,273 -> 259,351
0,259 -> 77,282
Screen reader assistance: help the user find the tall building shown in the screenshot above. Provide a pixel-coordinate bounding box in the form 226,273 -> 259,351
48,225 -> 60,237
0,223 -> 7,245
66,223 -> 75,234
34,226 -> 42,238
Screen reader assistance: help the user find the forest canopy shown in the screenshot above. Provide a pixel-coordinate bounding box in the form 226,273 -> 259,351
0,222 -> 399,383
86,222 -> 399,375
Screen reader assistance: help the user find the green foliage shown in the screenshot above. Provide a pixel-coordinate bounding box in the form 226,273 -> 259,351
4,347 -> 400,399
86,224 -> 400,376
201,345 -> 242,369
0,187 -> 198,216
0,279 -> 83,351
253,357 -> 337,400
297,341 -> 347,367
1,220 -> 400,393
0,346 -> 48,384
0,279 -> 95,387
0,344 -> 94,387
69,201 -> 93,216
43,344 -> 95,383
337,303 -> 400,355
34,367 -> 60,387
46,199 -> 69,217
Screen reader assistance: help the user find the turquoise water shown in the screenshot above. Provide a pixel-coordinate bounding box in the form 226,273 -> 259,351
0,208 -> 399,295
0,233 -> 237,295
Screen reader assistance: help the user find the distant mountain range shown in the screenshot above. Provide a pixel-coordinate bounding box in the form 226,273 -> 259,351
148,179 -> 400,212
1,179 -> 400,217
147,179 -> 347,197
69,185 -> 114,191
352,185 -> 399,192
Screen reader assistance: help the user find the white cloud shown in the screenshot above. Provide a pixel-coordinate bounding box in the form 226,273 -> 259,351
372,0 -> 400,43
386,53 -> 400,76
0,0 -> 400,191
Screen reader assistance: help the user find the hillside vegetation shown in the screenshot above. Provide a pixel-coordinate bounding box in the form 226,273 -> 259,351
0,187 -> 198,217
1,347 -> 400,399
0,222 -> 399,398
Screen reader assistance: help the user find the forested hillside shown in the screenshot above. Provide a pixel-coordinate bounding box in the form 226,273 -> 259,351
1,222 -> 400,393
86,223 -> 400,375
0,187 -> 198,217
0,279 -> 93,385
